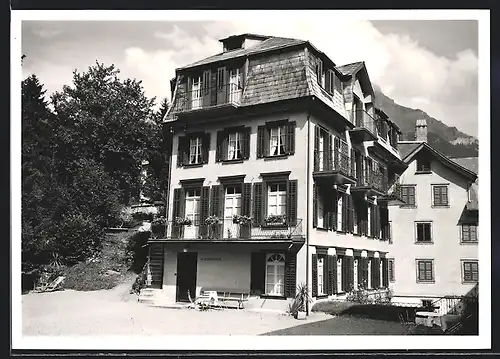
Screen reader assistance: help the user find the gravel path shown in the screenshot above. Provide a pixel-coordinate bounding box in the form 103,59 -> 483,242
22,282 -> 329,336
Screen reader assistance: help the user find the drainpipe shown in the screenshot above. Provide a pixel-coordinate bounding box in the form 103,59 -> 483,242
305,106 -> 312,315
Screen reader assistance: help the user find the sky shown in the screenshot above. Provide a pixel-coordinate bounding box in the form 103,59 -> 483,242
21,18 -> 479,137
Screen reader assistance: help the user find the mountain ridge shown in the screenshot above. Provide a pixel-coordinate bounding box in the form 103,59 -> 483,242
373,86 -> 478,158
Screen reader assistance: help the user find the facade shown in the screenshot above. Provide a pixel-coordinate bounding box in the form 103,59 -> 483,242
147,33 -> 408,311
388,120 -> 478,308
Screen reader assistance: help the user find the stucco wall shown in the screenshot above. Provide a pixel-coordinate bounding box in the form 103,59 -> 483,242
388,156 -> 478,297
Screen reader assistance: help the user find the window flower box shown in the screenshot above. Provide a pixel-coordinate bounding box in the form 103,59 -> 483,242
265,214 -> 286,226
232,214 -> 252,225
205,215 -> 221,227
175,217 -> 192,226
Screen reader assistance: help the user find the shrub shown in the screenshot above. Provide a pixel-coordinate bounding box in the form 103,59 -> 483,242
287,283 -> 313,317
151,217 -> 167,238
125,231 -> 150,273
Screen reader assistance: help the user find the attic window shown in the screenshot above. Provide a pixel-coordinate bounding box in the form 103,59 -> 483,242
416,158 -> 431,173
224,39 -> 244,52
316,59 -> 323,87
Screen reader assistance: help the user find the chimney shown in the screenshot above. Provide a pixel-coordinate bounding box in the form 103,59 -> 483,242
415,119 -> 428,142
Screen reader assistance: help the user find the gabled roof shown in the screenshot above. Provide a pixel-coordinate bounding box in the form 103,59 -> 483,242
336,61 -> 364,76
401,142 -> 478,182
451,157 -> 479,211
398,142 -> 421,160
218,33 -> 271,42
178,36 -> 307,70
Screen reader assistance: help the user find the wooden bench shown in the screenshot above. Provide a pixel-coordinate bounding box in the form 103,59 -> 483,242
201,288 -> 250,309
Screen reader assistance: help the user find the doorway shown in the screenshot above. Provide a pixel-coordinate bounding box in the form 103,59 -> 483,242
176,252 -> 198,302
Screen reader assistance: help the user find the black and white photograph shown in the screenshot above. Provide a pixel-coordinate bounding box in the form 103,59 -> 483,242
12,10 -> 490,351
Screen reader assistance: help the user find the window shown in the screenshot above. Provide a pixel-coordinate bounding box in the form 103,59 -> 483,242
217,68 -> 224,90
337,257 -> 343,292
270,125 -> 286,156
416,158 -> 431,173
267,183 -> 287,216
462,260 -> 478,283
189,137 -> 202,165
317,256 -> 325,295
432,185 -> 449,207
224,186 -> 242,220
462,224 -> 478,243
316,59 -> 323,86
184,189 -> 201,239
388,259 -> 395,282
416,222 -> 432,243
416,259 -> 434,282
265,253 -> 285,296
401,185 -> 416,206
228,132 -> 242,160
191,76 -> 202,110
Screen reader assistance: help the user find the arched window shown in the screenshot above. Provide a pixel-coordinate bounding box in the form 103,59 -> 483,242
265,253 -> 285,296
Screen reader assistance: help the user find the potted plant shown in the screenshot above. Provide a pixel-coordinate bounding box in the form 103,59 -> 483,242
265,214 -> 286,226
175,217 -> 192,226
205,215 -> 221,226
232,214 -> 252,225
288,282 -> 312,320
151,216 -> 167,238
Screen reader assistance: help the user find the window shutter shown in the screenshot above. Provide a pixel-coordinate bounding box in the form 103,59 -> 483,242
210,185 -> 221,238
177,136 -> 186,167
252,183 -> 263,226
370,259 -> 376,289
417,224 -> 423,241
187,77 -> 192,109
341,256 -> 348,292
325,69 -> 331,94
409,187 -> 415,205
263,126 -> 270,156
199,186 -> 210,238
442,186 -> 448,205
284,252 -> 297,298
216,131 -> 224,162
356,258 -> 363,288
327,255 -> 337,295
334,136 -> 340,169
324,132 -> 332,171
433,186 -> 438,205
242,183 -> 252,216
373,258 -> 381,288
348,257 -> 355,292
286,121 -> 296,155
328,190 -> 338,231
375,205 -> 380,238
312,254 -> 318,297
350,149 -> 355,178
424,224 -> 431,241
250,252 -> 266,295
362,258 -> 369,287
202,70 -> 211,106
172,188 -> 185,239
242,127 -> 251,159
313,184 -> 318,228
287,179 -> 298,226
347,195 -> 354,233
202,133 -> 211,164
222,133 -> 229,161
257,126 -> 266,158
341,194 -> 348,232
382,258 -> 389,287
314,126 -> 320,171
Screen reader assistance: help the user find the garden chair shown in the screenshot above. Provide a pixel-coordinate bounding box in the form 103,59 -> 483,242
398,312 -> 416,334
34,276 -> 65,293
187,290 -> 197,310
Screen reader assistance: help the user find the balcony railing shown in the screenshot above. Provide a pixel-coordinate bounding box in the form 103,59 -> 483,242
386,182 -> 405,203
355,169 -> 388,193
353,109 -> 377,134
313,149 -> 353,177
162,218 -> 303,240
171,83 -> 242,114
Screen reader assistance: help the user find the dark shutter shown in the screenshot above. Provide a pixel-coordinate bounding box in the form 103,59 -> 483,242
221,132 -> 229,161
314,126 -> 320,171
257,126 -> 266,158
210,185 -> 220,238
216,130 -> 224,162
382,258 -> 389,287
362,258 -> 369,288
324,132 -> 332,171
350,149 -> 355,178
172,188 -> 185,239
284,252 -> 297,298
374,205 -> 380,238
380,207 -> 389,240
417,223 -> 424,241
313,184 -> 318,228
348,257 -> 355,292
374,258 -> 381,288
370,204 -> 375,237
333,137 -> 340,169
202,70 -> 211,106
250,252 -> 266,295
371,259 -> 378,289
199,186 -> 210,238
356,258 -> 363,288
177,136 -> 187,167
323,255 -> 328,295
242,127 -> 251,160
341,256 -> 348,292
252,183 -> 263,226
202,133 -> 211,164
325,69 -> 332,94
287,180 -> 298,226
347,195 -> 355,233
312,254 -> 318,297
341,194 -> 348,232
425,224 -> 431,241
286,121 -> 296,155
240,183 -> 252,239
327,255 -> 337,295
328,190 -> 338,231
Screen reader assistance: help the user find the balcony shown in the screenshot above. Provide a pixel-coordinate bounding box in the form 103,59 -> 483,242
313,149 -> 357,185
351,169 -> 388,196
379,182 -> 406,205
349,109 -> 378,142
158,218 -> 304,242
170,83 -> 242,116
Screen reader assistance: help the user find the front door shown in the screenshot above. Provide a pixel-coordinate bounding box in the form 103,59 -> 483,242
224,186 -> 241,238
176,252 -> 198,302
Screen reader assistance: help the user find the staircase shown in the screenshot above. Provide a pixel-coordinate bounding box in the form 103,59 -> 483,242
138,287 -> 162,305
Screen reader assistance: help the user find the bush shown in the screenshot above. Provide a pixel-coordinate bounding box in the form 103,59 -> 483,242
151,217 -> 166,238
125,231 -> 150,273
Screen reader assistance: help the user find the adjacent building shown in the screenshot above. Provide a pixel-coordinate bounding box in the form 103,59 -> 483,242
144,33 -> 410,311
388,120 -> 478,309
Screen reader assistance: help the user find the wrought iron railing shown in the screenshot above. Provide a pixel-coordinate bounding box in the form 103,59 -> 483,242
164,218 -> 303,240
353,109 -> 377,134
171,83 -> 242,113
386,182 -> 405,203
313,149 -> 353,177
356,168 -> 388,193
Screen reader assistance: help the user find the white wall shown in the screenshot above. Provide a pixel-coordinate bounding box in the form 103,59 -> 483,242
389,156 -> 478,297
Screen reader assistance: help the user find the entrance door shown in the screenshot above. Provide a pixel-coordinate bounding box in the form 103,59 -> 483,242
176,252 -> 198,302
224,186 -> 241,238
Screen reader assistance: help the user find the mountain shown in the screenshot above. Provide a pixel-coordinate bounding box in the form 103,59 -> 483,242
373,86 -> 478,158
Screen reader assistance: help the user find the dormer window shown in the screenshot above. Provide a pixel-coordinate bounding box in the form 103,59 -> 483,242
316,59 -> 323,86
326,69 -> 343,95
